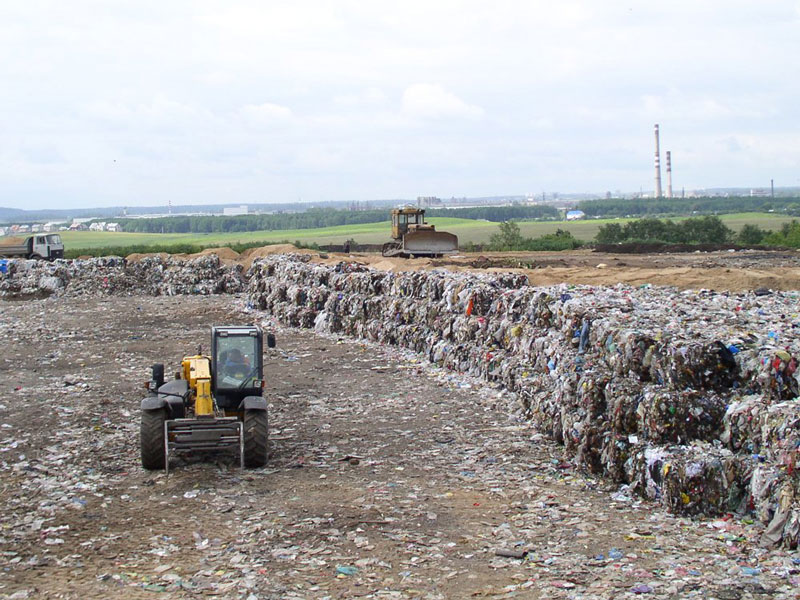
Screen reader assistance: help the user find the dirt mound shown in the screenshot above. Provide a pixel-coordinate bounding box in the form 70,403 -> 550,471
169,246 -> 242,265
0,237 -> 27,246
185,246 -> 241,261
125,251 -> 170,262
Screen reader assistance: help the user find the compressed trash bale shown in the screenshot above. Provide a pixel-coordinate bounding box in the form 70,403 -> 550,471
635,390 -> 728,444
721,394 -> 766,453
659,443 -> 739,517
759,400 -> 800,468
624,443 -> 739,516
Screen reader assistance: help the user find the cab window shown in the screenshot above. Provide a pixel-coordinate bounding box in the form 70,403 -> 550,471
216,336 -> 258,388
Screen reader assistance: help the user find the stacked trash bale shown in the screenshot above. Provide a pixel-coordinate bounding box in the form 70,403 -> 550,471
0,255 -> 245,298
247,254 -> 800,545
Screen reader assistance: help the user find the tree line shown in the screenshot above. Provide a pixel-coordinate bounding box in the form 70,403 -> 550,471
577,196 -> 800,218
596,216 -> 800,247
484,216 -> 800,251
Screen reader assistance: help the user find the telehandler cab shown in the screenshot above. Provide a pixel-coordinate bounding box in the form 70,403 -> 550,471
140,325 -> 275,473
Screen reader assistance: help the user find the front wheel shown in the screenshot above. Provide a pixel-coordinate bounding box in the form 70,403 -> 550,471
141,409 -> 167,470
243,409 -> 268,468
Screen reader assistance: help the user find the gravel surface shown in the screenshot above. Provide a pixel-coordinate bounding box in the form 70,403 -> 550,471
1,295 -> 798,599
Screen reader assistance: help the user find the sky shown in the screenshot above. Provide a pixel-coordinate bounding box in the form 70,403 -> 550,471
1,1 -> 799,209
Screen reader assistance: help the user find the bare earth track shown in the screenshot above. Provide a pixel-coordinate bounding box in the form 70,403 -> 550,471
1,252 -> 800,598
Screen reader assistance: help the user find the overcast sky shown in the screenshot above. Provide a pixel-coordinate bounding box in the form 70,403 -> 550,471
1,1 -> 798,209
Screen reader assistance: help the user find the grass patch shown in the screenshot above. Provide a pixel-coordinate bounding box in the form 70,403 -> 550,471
60,212 -> 797,254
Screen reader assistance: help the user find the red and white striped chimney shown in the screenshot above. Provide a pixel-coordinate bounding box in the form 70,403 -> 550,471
654,124 -> 662,198
666,151 -> 673,198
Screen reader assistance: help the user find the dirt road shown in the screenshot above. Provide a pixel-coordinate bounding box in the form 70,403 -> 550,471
1,295 -> 797,599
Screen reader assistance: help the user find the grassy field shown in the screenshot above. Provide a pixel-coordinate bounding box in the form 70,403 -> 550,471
60,212 -> 796,252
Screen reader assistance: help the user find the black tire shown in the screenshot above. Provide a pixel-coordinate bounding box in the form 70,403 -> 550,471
30,254 -> 42,261
141,409 -> 167,470
243,409 -> 268,468
266,333 -> 276,348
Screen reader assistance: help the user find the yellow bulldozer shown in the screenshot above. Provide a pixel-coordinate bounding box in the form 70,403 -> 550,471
381,207 -> 458,258
140,325 -> 275,473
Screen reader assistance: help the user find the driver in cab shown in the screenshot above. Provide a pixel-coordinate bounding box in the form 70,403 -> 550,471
223,348 -> 251,380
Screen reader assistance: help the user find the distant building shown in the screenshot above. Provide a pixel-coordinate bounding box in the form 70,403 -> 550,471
223,205 -> 248,216
106,222 -> 121,232
417,196 -> 442,207
566,210 -> 586,221
31,224 -> 44,233
89,222 -> 106,231
43,222 -> 63,232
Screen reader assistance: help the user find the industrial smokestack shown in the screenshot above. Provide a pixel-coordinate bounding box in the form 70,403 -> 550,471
654,124 -> 662,198
666,151 -> 673,198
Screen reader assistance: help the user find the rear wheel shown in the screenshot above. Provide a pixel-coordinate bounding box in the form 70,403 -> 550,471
141,409 -> 167,470
243,409 -> 268,468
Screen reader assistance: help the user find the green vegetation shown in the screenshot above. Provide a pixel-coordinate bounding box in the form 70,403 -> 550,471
60,220 -> 473,250
736,224 -> 769,245
595,216 -> 734,244
578,196 -> 800,218
594,215 -> 800,248
58,212 -> 797,256
115,205 -> 559,234
487,221 -> 583,251
763,220 -> 800,248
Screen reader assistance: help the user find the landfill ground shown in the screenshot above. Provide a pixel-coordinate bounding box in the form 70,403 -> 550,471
1,294 -> 799,600
165,245 -> 800,292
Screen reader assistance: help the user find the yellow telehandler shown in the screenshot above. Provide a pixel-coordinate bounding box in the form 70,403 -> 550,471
140,326 -> 275,473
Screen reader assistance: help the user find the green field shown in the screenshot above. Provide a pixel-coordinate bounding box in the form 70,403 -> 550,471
60,212 -> 796,252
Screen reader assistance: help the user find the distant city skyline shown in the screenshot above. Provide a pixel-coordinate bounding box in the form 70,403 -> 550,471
1,1 -> 798,210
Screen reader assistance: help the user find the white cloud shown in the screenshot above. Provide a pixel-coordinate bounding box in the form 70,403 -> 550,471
0,0 -> 798,207
333,87 -> 387,106
640,92 -> 773,121
401,84 -> 484,119
239,103 -> 293,125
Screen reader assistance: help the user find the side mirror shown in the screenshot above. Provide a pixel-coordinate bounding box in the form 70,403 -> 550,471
266,333 -> 276,348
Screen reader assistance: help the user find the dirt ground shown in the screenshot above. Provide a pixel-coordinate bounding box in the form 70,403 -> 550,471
160,245 -> 800,292
1,294 -> 799,599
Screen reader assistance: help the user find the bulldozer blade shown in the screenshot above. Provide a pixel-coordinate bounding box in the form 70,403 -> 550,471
401,230 -> 458,256
165,418 -> 243,475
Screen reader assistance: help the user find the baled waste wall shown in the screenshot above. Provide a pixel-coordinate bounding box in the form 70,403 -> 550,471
247,254 -> 800,547
0,255 -> 245,298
